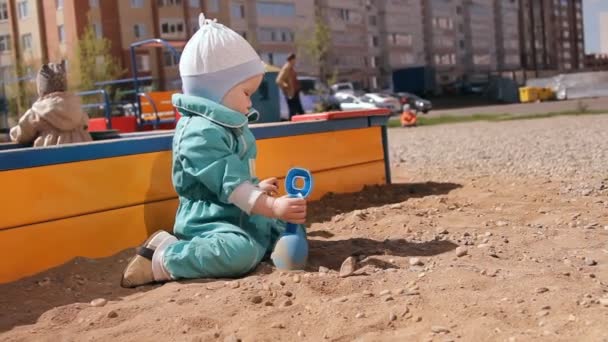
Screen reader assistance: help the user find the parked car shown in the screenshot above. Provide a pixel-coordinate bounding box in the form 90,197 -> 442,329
279,76 -> 340,120
331,82 -> 356,95
359,93 -> 401,114
393,92 -> 432,113
334,93 -> 377,111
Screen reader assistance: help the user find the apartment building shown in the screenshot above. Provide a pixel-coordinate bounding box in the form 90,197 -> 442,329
495,0 -> 520,71
249,0 -> 316,76
462,0 -> 497,78
0,0 -> 46,84
377,0 -> 425,88
519,0 -> 585,72
2,0 -> 589,96
422,0 -> 462,86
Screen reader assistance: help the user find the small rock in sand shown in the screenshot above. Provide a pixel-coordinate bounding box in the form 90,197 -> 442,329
90,298 -> 107,307
535,287 -> 549,294
339,256 -> 358,278
250,296 -> 263,304
431,325 -> 450,333
455,247 -> 468,257
106,310 -> 118,318
319,266 -> 330,273
293,275 -> 301,283
356,312 -> 366,318
389,312 -> 397,322
271,322 -> 285,329
585,258 -> 597,266
409,257 -> 424,266
224,335 -> 241,342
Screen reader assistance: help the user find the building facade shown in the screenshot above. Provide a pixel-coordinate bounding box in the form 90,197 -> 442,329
518,0 -> 585,72
0,0 -> 589,96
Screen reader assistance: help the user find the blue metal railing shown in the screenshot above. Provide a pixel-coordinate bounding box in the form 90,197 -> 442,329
76,89 -> 112,129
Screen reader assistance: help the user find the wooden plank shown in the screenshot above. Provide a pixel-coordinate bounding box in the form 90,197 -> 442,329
2,128 -> 385,230
0,160 -> 386,283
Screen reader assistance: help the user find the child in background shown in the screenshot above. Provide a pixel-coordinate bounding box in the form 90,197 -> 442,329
10,61 -> 92,146
121,14 -> 307,287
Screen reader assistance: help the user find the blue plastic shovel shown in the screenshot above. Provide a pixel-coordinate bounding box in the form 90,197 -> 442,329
271,167 -> 313,270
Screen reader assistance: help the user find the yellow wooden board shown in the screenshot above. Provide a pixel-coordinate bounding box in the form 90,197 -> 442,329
256,127 -> 384,177
0,199 -> 178,284
0,152 -> 175,230
0,160 -> 386,283
2,127 -> 384,230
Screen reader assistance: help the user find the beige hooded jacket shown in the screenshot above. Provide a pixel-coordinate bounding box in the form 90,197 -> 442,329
10,92 -> 92,147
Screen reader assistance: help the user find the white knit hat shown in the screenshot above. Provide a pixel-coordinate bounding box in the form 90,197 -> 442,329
180,13 -> 264,103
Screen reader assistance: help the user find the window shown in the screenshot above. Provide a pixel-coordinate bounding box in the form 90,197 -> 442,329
256,2 -> 295,17
400,53 -> 415,65
160,20 -> 185,35
258,28 -> 294,43
136,54 -> 150,71
58,25 -> 65,43
231,3 -> 244,18
373,56 -> 380,67
189,0 -> 200,7
157,0 -> 182,5
163,51 -> 180,66
260,52 -> 289,66
339,9 -> 350,21
134,24 -> 146,38
131,0 -> 143,8
391,33 -> 412,46
473,54 -> 490,65
206,0 -> 219,12
369,15 -> 377,26
89,0 -> 99,7
92,23 -> 102,38
368,34 -> 378,48
18,1 -> 28,19
0,34 -> 11,52
21,33 -> 32,49
56,0 -> 63,9
0,2 -> 8,21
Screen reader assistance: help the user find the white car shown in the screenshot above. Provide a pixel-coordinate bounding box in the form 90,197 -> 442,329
331,82 -> 356,95
359,93 -> 401,113
334,93 -> 377,111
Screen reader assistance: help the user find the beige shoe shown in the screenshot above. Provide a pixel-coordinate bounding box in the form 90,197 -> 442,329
121,230 -> 173,288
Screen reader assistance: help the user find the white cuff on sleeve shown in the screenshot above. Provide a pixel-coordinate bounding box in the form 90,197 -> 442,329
228,181 -> 265,214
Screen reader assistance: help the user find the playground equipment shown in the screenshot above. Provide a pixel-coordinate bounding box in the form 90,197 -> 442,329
87,38 -> 186,133
271,168 -> 313,270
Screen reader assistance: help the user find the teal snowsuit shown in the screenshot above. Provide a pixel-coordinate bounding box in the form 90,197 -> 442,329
163,94 -> 289,279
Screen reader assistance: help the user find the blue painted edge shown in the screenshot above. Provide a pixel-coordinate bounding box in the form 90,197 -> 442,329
0,116 -> 387,172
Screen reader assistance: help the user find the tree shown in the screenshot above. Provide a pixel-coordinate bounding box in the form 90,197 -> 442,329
297,12 -> 332,85
71,24 -> 123,92
5,58 -> 38,120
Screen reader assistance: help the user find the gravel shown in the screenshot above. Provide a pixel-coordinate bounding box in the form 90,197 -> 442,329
389,116 -> 608,185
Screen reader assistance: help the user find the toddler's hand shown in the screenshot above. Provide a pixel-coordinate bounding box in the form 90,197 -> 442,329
259,177 -> 279,196
271,196 -> 307,224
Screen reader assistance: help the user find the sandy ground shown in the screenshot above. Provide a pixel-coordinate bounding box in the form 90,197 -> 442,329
1,116 -> 607,342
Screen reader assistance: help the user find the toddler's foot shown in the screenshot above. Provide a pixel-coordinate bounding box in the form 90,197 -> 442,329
121,230 -> 175,288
